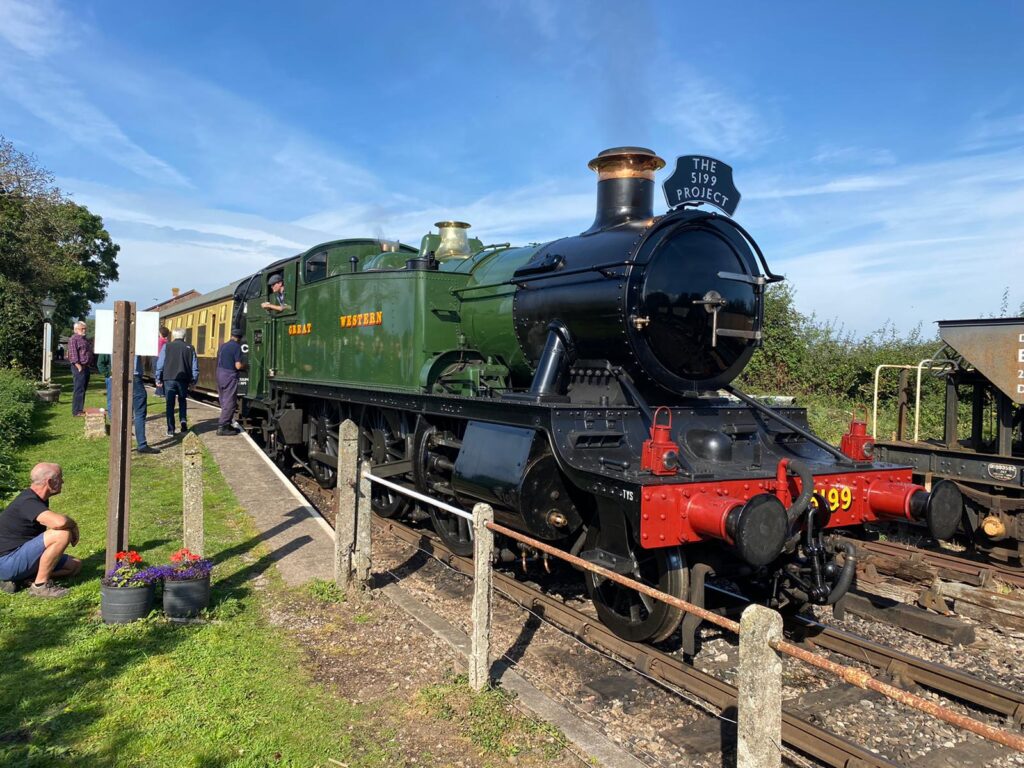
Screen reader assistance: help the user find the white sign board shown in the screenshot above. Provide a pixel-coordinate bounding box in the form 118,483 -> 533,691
135,312 -> 160,356
93,309 -> 162,356
94,310 -> 114,354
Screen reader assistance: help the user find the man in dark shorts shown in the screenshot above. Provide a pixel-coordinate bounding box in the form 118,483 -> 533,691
215,329 -> 245,436
0,463 -> 82,597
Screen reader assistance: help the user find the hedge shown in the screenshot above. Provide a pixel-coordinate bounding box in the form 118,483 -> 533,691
0,367 -> 37,492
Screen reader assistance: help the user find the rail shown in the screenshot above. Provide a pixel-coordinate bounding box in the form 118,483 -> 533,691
328,419 -> 1024,764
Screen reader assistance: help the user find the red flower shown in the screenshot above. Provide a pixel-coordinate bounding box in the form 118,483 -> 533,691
116,551 -> 128,562
128,551 -> 142,564
171,548 -> 198,564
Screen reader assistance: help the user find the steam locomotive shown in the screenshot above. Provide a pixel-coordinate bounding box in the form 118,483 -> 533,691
168,147 -> 963,646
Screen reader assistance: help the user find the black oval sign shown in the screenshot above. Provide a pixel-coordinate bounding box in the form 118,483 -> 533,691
987,463 -> 1018,482
663,155 -> 741,216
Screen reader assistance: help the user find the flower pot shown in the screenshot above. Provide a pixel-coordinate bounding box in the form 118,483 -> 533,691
163,575 -> 210,619
101,583 -> 155,624
35,387 -> 61,404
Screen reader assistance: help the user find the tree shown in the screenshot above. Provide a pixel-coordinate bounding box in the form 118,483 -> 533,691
0,137 -> 119,372
739,282 -> 809,393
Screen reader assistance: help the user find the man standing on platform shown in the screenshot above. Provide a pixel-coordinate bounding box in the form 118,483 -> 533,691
67,321 -> 93,417
155,328 -> 198,436
215,328 -> 245,436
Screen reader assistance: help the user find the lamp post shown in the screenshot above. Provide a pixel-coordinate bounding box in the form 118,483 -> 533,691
40,295 -> 56,385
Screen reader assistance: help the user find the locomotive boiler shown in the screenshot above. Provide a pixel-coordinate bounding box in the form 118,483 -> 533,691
194,147 -> 964,645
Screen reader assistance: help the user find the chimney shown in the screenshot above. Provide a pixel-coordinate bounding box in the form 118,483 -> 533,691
171,287 -> 180,297
583,147 -> 665,234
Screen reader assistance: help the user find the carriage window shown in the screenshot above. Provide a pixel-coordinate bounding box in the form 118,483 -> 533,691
197,325 -> 207,355
184,328 -> 193,346
304,251 -> 328,283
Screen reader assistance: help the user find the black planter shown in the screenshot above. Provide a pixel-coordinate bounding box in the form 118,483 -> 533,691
101,583 -> 155,624
163,575 -> 210,619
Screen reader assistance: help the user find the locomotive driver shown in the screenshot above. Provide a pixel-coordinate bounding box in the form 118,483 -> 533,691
261,273 -> 289,313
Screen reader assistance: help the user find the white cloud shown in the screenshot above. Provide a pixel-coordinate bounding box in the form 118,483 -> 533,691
964,109 -> 1024,151
743,149 -> 1024,332
0,59 -> 191,187
658,76 -> 772,157
747,173 -> 909,200
0,0 -> 68,57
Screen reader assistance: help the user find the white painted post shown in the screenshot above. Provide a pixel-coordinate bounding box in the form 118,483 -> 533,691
353,454 -> 373,588
334,420 -> 359,590
737,604 -> 783,768
469,502 -> 494,691
182,432 -> 204,556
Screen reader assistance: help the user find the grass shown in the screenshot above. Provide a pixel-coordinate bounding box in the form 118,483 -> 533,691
2,374 -> 571,767
0,374 -> 407,767
306,578 -> 346,604
417,673 -> 566,760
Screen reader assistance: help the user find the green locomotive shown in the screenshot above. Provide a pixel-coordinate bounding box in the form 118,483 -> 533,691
216,147 -> 960,646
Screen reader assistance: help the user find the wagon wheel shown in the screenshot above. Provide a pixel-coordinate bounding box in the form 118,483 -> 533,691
307,402 -> 340,489
360,408 -> 413,519
582,525 -> 688,643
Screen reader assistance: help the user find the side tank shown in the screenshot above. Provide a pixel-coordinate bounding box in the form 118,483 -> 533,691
445,243 -> 544,386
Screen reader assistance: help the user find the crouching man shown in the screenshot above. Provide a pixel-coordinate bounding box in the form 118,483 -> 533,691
0,463 -> 82,597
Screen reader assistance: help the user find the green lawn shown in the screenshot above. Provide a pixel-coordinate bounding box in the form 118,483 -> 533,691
0,375 -> 399,767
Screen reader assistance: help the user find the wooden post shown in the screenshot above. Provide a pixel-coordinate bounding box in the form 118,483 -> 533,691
737,604 -> 783,768
105,301 -> 135,572
469,503 -> 494,691
353,455 -> 373,588
334,420 -> 359,590
182,432 -> 204,556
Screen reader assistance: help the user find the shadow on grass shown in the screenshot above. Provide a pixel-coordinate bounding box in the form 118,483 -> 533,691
19,402 -> 59,453
0,595 -> 232,767
204,507 -> 315,606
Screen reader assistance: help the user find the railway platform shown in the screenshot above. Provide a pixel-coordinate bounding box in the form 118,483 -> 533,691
141,393 -> 334,585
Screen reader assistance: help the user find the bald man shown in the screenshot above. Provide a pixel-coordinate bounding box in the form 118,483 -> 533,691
0,464 -> 81,597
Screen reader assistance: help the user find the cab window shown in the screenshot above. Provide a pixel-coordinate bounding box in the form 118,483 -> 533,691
304,251 -> 327,283
245,276 -> 262,300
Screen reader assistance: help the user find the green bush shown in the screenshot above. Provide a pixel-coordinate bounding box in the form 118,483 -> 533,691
0,366 -> 36,491
740,284 -> 940,402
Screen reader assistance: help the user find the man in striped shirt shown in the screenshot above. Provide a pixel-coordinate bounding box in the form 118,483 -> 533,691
67,321 -> 94,417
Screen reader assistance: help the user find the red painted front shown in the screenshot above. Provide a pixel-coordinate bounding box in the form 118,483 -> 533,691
638,468 -> 918,549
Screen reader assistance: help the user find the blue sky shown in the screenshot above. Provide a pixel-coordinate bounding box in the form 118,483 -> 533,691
2,0 -> 1022,335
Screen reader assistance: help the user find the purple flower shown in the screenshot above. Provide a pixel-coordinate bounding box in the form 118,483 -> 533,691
102,562 -> 164,587
164,559 -> 212,581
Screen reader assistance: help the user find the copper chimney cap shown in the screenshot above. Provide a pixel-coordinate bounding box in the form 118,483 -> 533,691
587,147 -> 665,181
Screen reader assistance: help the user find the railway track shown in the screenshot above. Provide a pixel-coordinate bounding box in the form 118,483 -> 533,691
374,517 -> 900,768
291,472 -> 1024,765
844,537 -> 1024,590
